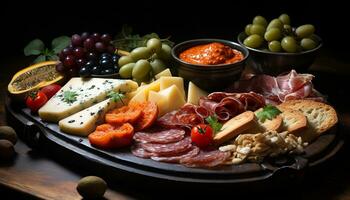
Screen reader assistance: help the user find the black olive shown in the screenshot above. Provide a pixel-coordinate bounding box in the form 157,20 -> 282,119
101,68 -> 114,75
111,54 -> 120,64
91,66 -> 101,75
79,67 -> 91,77
99,59 -> 113,69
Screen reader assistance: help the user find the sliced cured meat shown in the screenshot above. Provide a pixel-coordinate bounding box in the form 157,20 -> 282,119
140,137 -> 192,156
180,150 -> 231,168
157,104 -> 205,129
151,146 -> 200,163
133,129 -> 185,144
199,92 -> 265,121
230,70 -> 325,104
131,144 -> 156,158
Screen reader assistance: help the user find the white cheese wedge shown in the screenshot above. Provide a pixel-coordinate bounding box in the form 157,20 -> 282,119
155,68 -> 172,79
58,98 -> 125,136
157,85 -> 186,114
39,78 -> 138,122
187,81 -> 208,105
159,76 -> 185,98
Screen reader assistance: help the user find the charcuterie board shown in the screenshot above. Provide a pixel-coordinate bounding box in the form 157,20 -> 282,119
5,95 -> 343,185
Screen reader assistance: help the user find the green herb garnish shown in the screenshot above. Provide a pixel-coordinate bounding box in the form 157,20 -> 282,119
108,91 -> 126,105
24,36 -> 71,63
63,91 -> 78,104
205,115 -> 223,133
256,104 -> 282,123
112,24 -> 174,51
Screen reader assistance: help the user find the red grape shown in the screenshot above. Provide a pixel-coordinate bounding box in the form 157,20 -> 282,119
76,58 -> 86,67
95,42 -> 106,53
63,55 -> 76,68
107,45 -> 115,53
73,47 -> 85,58
91,33 -> 101,42
56,62 -> 66,73
62,47 -> 73,56
67,67 -> 78,77
87,52 -> 98,61
81,32 -> 89,41
59,52 -> 65,60
71,34 -> 82,47
101,34 -> 112,44
83,38 -> 95,51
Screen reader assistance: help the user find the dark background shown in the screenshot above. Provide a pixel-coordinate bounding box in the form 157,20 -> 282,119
0,1 -> 347,58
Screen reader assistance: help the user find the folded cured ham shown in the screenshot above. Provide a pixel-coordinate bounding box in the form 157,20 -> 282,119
229,70 -> 325,105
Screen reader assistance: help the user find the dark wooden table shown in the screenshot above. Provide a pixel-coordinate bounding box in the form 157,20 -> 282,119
1,51 -> 350,200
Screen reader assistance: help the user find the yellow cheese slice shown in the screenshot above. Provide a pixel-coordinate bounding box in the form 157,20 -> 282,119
187,81 -> 208,105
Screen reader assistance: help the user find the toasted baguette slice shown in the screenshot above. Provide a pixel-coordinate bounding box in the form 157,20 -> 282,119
214,111 -> 256,145
277,107 -> 307,135
255,108 -> 283,131
279,100 -> 338,142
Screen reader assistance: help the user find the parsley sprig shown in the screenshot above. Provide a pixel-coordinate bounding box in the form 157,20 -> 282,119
63,91 -> 78,104
205,115 -> 223,133
107,91 -> 126,104
256,104 -> 282,122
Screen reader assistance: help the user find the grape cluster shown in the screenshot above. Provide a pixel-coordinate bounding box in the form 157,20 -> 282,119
118,38 -> 171,84
243,14 -> 319,53
56,32 -> 117,77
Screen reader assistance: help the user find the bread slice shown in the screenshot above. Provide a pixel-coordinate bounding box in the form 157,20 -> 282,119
255,108 -> 283,131
279,100 -> 338,142
214,111 -> 256,145
277,107 -> 308,135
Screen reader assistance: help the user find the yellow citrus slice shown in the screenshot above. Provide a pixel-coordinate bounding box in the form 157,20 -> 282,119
8,61 -> 63,95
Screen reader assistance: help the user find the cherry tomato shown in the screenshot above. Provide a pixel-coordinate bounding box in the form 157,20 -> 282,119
26,91 -> 48,112
191,124 -> 213,148
40,84 -> 61,99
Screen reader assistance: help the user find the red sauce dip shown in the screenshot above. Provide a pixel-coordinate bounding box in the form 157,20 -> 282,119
179,42 -> 244,65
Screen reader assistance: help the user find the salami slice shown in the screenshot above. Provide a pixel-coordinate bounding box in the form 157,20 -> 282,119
180,150 -> 231,168
151,146 -> 200,163
140,137 -> 192,156
133,129 -> 185,144
131,144 -> 156,158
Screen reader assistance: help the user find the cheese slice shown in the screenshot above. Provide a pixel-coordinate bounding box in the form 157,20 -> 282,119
39,78 -> 138,122
159,77 -> 185,98
148,91 -> 168,117
58,98 -> 125,136
129,79 -> 161,103
155,68 -> 172,79
187,81 -> 208,105
158,85 -> 186,114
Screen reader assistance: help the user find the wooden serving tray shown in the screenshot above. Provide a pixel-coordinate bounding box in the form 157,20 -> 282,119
5,95 -> 344,185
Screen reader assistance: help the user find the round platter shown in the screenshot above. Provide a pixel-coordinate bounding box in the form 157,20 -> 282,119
5,95 -> 344,185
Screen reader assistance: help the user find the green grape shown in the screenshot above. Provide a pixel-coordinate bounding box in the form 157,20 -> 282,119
279,14 -> 290,25
268,41 -> 282,52
119,63 -> 135,78
253,16 -> 267,27
150,59 -> 167,75
264,28 -> 282,42
130,47 -> 152,60
132,59 -> 151,79
133,73 -> 151,85
301,38 -> 318,50
146,38 -> 162,53
245,24 -> 252,35
283,24 -> 293,35
281,36 -> 298,53
295,24 -> 315,38
267,19 -> 283,30
243,34 -> 263,48
250,24 -> 266,36
118,55 -> 134,67
157,44 -> 172,61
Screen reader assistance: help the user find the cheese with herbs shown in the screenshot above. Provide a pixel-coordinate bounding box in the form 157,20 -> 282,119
38,78 -> 138,122
58,98 -> 125,136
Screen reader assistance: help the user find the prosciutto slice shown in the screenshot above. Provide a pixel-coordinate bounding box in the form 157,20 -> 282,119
230,70 -> 325,104
180,150 -> 231,168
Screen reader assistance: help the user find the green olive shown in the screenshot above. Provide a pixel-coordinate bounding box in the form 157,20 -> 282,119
267,18 -> 283,31
279,13 -> 291,25
301,38 -> 318,50
264,28 -> 282,42
250,24 -> 266,36
77,176 -> 107,199
243,34 -> 264,49
296,24 -> 315,38
253,16 -> 268,27
245,24 -> 252,35
281,36 -> 298,53
268,41 -> 282,52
